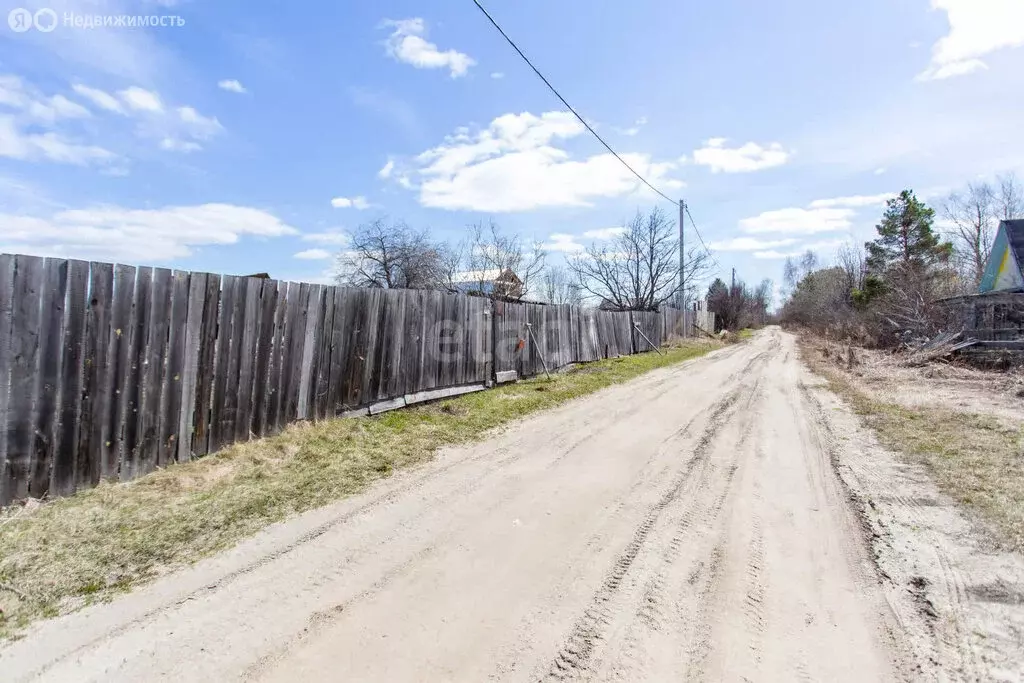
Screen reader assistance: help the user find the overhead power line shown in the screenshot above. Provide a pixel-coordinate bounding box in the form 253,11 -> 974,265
684,204 -> 718,266
469,0 -> 676,205
470,0 -> 720,273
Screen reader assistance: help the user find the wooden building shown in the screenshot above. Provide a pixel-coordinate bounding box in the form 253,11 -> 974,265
940,220 -> 1024,340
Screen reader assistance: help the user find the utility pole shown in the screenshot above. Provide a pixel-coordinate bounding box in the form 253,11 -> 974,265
678,199 -> 686,309
731,267 -> 736,291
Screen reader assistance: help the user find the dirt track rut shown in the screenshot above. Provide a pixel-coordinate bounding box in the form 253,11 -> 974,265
1,329 -> 929,680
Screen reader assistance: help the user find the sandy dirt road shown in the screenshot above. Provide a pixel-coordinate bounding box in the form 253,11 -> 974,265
4,328 -> 995,681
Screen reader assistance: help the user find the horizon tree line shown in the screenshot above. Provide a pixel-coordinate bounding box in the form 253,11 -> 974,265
332,207 -> 717,312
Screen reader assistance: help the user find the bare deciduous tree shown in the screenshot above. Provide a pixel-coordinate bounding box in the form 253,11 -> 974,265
799,250 -> 819,277
335,219 -> 452,290
540,266 -> 582,305
943,182 -> 995,287
782,250 -> 820,300
568,207 -> 712,311
678,244 -> 715,308
707,276 -> 772,331
836,242 -> 867,293
462,220 -> 546,300
998,172 -> 1024,220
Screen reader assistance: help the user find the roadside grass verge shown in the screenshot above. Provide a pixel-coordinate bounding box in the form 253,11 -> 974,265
0,340 -> 719,640
800,338 -> 1024,553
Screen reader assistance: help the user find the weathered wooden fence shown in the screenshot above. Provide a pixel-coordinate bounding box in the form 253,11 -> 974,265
0,252 -> 711,504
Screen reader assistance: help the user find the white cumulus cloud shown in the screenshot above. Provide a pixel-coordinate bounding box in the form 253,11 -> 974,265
378,159 -> 395,179
708,237 -> 799,251
543,233 -> 586,253
72,84 -> 125,114
394,111 -> 683,212
159,137 -> 202,153
2,76 -> 221,162
302,230 -> 350,246
918,0 -> 1024,81
118,86 -> 163,112
692,137 -> 791,173
614,116 -> 647,137
583,227 -> 627,240
0,203 -> 298,262
218,79 -> 247,94
382,18 -> 475,78
808,193 -> 895,209
740,192 -> 895,235
752,238 -> 848,260
177,106 -> 223,139
0,76 -> 91,123
0,115 -> 115,166
331,196 -> 370,209
740,207 -> 855,235
28,95 -> 90,124
294,248 -> 333,260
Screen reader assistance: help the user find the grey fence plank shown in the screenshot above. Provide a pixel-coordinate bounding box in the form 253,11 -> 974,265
456,295 -> 469,386
55,260 -> 89,494
307,285 -> 326,419
438,292 -> 453,387
51,262 -> 88,494
251,279 -> 278,436
108,264 -> 136,479
359,288 -> 382,404
209,275 -> 239,453
419,291 -> 440,392
82,262 -> 114,485
135,267 -> 171,477
338,288 -> 364,409
191,274 -> 220,457
402,291 -> 425,394
438,294 -> 455,387
457,296 -> 467,385
327,288 -> 350,415
222,276 -> 246,446
267,282 -> 290,434
158,271 -> 190,466
297,284 -> 321,419
32,259 -> 68,497
120,266 -> 151,480
312,287 -> 335,420
235,277 -> 261,441
481,298 -> 493,384
470,297 -> 483,384
283,282 -> 310,423
491,299 -> 509,377
176,272 -> 206,463
4,255 -> 44,502
0,255 -> 14,505
376,289 -> 405,400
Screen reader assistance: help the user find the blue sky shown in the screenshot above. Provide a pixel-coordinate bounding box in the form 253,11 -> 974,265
1,0 -> 1022,298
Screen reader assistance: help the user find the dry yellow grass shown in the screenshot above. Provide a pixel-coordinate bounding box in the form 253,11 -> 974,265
800,337 -> 1024,552
0,340 -> 719,639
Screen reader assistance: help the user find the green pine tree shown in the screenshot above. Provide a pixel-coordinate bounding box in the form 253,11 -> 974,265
865,189 -> 952,275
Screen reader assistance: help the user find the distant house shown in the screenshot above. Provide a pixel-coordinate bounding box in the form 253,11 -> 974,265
452,268 -> 524,299
980,220 -> 1024,293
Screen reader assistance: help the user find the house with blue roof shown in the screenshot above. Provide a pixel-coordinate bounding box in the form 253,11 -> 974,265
979,220 -> 1024,293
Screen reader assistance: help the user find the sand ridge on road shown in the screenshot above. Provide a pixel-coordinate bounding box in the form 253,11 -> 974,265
3,328 -> 1009,681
